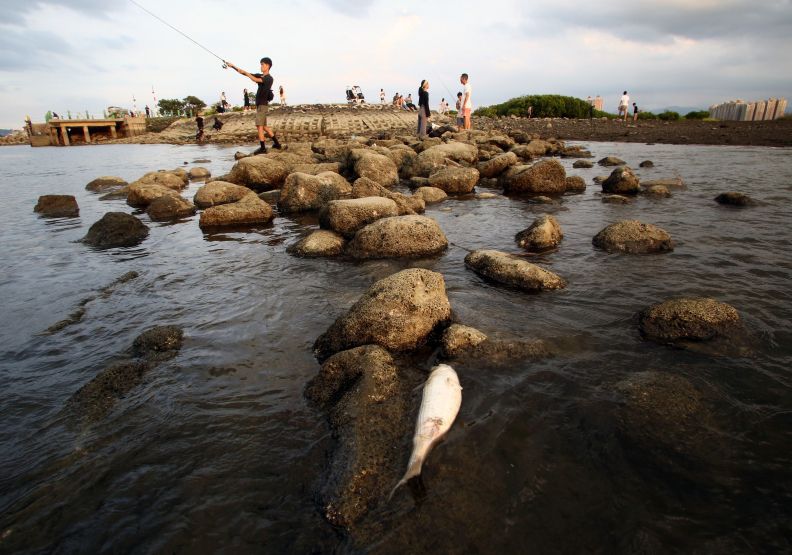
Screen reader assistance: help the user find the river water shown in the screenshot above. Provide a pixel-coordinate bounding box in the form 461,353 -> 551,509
0,142 -> 790,554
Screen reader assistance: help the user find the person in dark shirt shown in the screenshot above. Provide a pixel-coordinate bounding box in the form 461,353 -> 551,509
417,80 -> 430,138
195,114 -> 204,143
226,57 -> 283,154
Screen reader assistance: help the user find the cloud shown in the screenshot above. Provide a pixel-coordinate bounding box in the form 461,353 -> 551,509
518,0 -> 792,43
0,0 -> 126,26
320,0 -> 378,17
0,28 -> 74,70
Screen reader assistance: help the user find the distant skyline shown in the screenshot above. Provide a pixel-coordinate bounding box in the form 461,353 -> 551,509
0,0 -> 791,127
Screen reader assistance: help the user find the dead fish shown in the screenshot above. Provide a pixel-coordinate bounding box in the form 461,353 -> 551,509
390,364 -> 462,499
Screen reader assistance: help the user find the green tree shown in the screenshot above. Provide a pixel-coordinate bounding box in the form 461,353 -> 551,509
684,110 -> 709,120
474,94 -> 608,119
182,95 -> 206,117
158,98 -> 186,116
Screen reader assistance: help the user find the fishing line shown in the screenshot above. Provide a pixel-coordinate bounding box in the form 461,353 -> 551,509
127,0 -> 228,68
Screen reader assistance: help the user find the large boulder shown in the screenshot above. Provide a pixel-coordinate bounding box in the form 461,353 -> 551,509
86,176 -> 128,192
346,215 -> 448,259
502,159 -> 566,195
304,345 -> 414,528
387,146 -> 418,177
292,162 -> 342,175
146,194 -> 196,221
464,249 -> 567,291
278,171 -> 352,213
414,186 -> 447,203
194,181 -> 252,208
638,298 -> 742,346
602,166 -> 640,195
287,230 -> 346,257
188,167 -> 211,180
428,167 -> 480,194
320,197 -> 400,238
34,195 -> 79,217
715,192 -> 754,206
198,193 -> 274,229
126,182 -> 179,208
313,269 -> 451,361
82,212 -> 149,248
515,214 -> 563,251
227,156 -> 289,190
592,220 -> 673,254
477,151 -> 519,178
350,149 -> 399,187
598,156 -> 626,167
409,142 -> 478,177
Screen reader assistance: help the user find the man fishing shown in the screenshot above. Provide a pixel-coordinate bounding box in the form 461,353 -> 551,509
225,57 -> 283,154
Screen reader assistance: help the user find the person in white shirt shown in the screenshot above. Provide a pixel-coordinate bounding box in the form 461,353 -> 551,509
439,98 -> 448,114
618,91 -> 630,121
380,89 -> 385,104
460,73 -> 472,130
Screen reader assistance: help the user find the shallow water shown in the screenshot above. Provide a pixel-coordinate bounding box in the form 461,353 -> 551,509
0,142 -> 790,553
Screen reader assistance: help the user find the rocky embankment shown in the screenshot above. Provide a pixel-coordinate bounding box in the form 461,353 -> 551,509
43,122 -> 756,541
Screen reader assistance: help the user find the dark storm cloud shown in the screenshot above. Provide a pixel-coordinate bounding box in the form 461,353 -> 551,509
0,0 -> 126,25
521,0 -> 792,42
321,0 -> 377,17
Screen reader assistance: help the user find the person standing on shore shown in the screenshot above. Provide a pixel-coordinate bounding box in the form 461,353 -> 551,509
618,91 -> 630,121
417,80 -> 430,138
460,73 -> 472,130
279,86 -> 286,106
145,105 -> 150,118
195,112 -> 205,143
380,89 -> 386,104
632,102 -> 639,122
243,88 -> 250,112
225,57 -> 283,154
455,92 -> 463,129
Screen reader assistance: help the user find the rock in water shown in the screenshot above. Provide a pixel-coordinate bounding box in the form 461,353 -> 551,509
127,182 -> 179,208
287,230 -> 346,257
414,186 -> 448,203
188,167 -> 211,180
515,214 -> 563,251
592,220 -> 673,254
193,181 -> 252,208
638,297 -> 742,345
82,212 -> 149,248
565,176 -> 586,193
345,215 -> 448,259
199,193 -> 274,229
572,160 -> 594,169
86,176 -> 128,192
34,195 -> 79,217
132,325 -> 184,359
641,184 -> 671,198
320,197 -> 399,238
313,268 -> 451,361
598,156 -> 626,167
441,324 -> 488,358
477,152 -> 519,178
227,156 -> 289,190
428,167 -> 480,194
464,249 -> 567,291
602,166 -> 640,194
350,149 -> 399,187
305,345 -> 413,528
639,160 -> 654,168
67,360 -> 152,421
715,192 -> 754,206
408,142 -> 478,177
146,195 -> 196,221
278,172 -> 352,213
502,159 -> 566,194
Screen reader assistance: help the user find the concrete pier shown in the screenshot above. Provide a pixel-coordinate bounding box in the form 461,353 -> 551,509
29,116 -> 146,146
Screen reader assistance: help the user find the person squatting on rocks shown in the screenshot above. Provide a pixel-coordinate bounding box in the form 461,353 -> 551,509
417,80 -> 430,138
455,92 -> 464,128
226,57 -> 283,154
405,94 -> 417,111
460,73 -> 472,130
618,91 -> 630,121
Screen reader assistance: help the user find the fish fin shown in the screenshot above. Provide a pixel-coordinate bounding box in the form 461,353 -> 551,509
388,456 -> 425,501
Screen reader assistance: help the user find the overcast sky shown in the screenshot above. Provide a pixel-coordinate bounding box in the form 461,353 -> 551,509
1,0 -> 790,127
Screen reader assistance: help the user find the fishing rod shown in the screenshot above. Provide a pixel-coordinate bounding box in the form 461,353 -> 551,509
127,0 -> 228,68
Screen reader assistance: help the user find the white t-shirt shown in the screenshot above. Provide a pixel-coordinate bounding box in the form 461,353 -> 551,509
463,83 -> 472,109
619,94 -> 629,107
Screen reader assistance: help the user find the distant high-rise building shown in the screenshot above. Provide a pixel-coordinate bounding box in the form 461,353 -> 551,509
709,97 -> 787,121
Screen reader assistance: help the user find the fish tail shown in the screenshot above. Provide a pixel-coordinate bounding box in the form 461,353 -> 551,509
388,456 -> 424,501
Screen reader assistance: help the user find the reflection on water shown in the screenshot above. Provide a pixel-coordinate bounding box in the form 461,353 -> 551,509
0,142 -> 791,553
